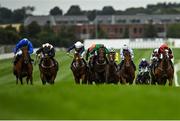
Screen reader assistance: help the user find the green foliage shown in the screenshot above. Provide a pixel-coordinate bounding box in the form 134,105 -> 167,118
101,6 -> 115,15
49,6 -> 63,15
144,24 -> 157,38
26,21 -> 41,38
66,5 -> 83,15
167,23 -> 180,38
0,28 -> 20,44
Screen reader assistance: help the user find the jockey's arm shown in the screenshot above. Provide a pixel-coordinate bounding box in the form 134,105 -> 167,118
28,42 -> 34,54
129,48 -> 134,59
120,49 -> 124,59
86,49 -> 90,61
105,47 -> 110,54
67,45 -> 75,53
36,47 -> 43,55
49,48 -> 55,57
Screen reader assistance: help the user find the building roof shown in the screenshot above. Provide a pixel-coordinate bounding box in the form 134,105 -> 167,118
95,14 -> 180,24
24,15 -> 56,26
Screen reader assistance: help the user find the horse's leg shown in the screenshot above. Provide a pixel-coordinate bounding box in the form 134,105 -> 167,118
26,77 -> 29,84
168,78 -> 173,86
20,77 -> 23,85
75,77 -> 80,84
16,75 -> 18,84
40,72 -> 46,85
29,69 -> 33,85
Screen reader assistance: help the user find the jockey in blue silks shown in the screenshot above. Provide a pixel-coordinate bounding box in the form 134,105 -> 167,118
13,38 -> 34,64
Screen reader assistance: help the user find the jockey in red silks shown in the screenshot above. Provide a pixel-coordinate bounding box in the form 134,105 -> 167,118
158,43 -> 173,60
158,43 -> 174,68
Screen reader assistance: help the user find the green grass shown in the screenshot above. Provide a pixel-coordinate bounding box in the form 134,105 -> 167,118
0,49 -> 180,119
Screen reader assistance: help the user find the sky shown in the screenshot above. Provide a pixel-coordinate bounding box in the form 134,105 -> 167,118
0,0 -> 179,15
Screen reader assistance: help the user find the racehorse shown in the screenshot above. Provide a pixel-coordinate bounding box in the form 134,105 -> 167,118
107,52 -> 119,84
39,48 -> 58,85
13,47 -> 33,85
118,50 -> 135,84
71,52 -> 88,84
151,49 -> 174,86
135,66 -> 150,85
93,47 -> 109,84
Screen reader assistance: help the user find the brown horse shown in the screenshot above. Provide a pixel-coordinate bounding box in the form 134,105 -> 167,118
107,52 -> 119,84
13,47 -> 33,85
93,47 -> 109,84
118,50 -> 135,84
71,52 -> 88,84
39,53 -> 58,85
152,49 -> 174,86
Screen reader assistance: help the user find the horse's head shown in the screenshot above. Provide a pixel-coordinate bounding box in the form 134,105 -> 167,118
124,50 -> 131,67
72,52 -> 85,68
21,47 -> 30,64
108,52 -> 115,62
97,47 -> 106,63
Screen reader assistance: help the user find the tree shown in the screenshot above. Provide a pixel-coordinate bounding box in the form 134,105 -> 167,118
101,6 -> 115,15
26,21 -> 41,38
0,7 -> 13,23
0,28 -> 20,44
144,24 -> 157,38
167,23 -> 180,38
86,10 -> 96,21
66,5 -> 83,15
49,6 -> 62,15
12,6 -> 34,23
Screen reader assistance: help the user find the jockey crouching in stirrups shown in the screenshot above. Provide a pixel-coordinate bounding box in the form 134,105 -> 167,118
36,43 -> 58,66
13,38 -> 34,65
119,44 -> 136,70
86,44 -> 109,68
67,41 -> 86,64
158,43 -> 174,69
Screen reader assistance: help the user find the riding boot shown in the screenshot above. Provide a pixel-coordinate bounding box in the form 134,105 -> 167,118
14,55 -> 20,65
131,61 -> 136,71
39,58 -> 43,66
119,60 -> 124,70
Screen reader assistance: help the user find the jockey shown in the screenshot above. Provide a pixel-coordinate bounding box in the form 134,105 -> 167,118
36,43 -> 57,65
150,48 -> 159,68
86,43 -> 109,66
67,41 -> 85,57
138,58 -> 150,73
119,44 -> 136,70
13,38 -> 34,64
86,43 -> 106,61
158,43 -> 174,68
158,43 -> 173,60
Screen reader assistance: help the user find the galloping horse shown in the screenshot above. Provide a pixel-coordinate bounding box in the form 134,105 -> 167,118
135,67 -> 150,85
71,52 -> 88,84
13,47 -> 33,85
107,52 -> 119,84
39,51 -> 58,85
118,50 -> 135,84
152,49 -> 174,86
93,47 -> 109,84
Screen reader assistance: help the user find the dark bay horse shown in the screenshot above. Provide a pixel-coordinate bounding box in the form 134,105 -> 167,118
118,50 -> 135,84
39,53 -> 58,85
152,49 -> 174,86
135,67 -> 150,85
71,52 -> 88,84
93,47 -> 109,84
107,52 -> 119,84
13,47 -> 33,85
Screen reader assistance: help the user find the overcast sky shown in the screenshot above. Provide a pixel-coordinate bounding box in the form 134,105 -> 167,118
0,0 -> 179,15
